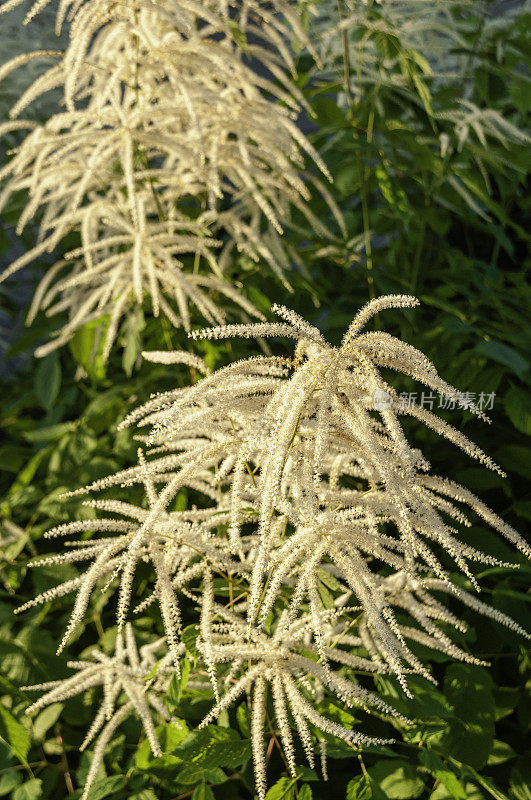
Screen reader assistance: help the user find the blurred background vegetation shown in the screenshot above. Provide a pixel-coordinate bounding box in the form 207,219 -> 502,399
1,1 -> 530,799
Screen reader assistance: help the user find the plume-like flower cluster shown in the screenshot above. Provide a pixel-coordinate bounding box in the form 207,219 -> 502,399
22,624 -> 176,800
18,295 -> 530,798
0,0 -> 342,357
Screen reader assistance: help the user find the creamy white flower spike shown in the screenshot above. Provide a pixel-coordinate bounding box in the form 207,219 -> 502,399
22,625 -> 177,800
17,295 -> 530,799
195,601 -> 404,800
0,0 -> 341,357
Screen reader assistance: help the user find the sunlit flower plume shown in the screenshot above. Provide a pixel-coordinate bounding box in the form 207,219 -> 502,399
18,295 -> 530,799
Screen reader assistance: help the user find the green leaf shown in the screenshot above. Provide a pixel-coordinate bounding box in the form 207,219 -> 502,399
229,21 -> 247,50
369,760 -> 424,799
459,765 -> 510,800
513,500 -> 531,521
0,771 -> 22,797
346,774 -> 373,800
475,340 -> 529,377
7,447 -> 53,496
236,703 -> 251,738
134,722 -> 187,769
505,387 -> 531,435
33,703 -> 63,742
22,422 -> 76,444
122,307 -> 145,377
12,779 -> 42,800
412,73 -> 433,117
192,784 -> 215,800
264,777 -> 297,800
439,665 -> 495,770
315,568 -> 342,592
509,759 -> 531,800
296,768 -> 318,783
311,96 -> 345,128
0,445 -> 29,474
34,352 -> 61,410
454,468 -> 509,494
82,390 -> 124,434
173,726 -> 250,772
493,687 -> 519,721
430,782 -> 484,800
166,659 -> 190,708
486,740 -> 516,766
182,624 -> 200,659
85,775 -> 128,800
70,316 -> 111,381
316,578 -> 335,609
246,285 -> 272,316
419,752 -> 466,800
510,75 -> 531,115
375,675 -> 451,721
498,445 -> 531,479
373,31 -> 401,60
298,786 -> 313,800
0,705 -> 30,765
177,766 -> 225,786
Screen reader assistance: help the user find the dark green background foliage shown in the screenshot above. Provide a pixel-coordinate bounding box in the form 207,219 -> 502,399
0,3 -> 529,800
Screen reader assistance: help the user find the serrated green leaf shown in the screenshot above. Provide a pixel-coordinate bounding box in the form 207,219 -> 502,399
70,316 -> 111,381
85,774 -> 127,800
509,760 -> 531,800
265,777 -> 297,800
129,791 -> 158,800
346,774 -> 373,800
173,726 -> 250,772
419,751 -> 466,800
177,766 -> 225,786
369,760 -> 424,799
487,740 -> 516,766
316,578 -> 335,609
33,703 -> 63,742
182,624 -> 200,658
0,771 -> 22,797
296,768 -> 318,783
192,784 -> 215,800
12,779 -> 42,800
0,705 -> 30,765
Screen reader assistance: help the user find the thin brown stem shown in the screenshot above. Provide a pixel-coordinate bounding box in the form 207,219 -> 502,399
54,726 -> 74,794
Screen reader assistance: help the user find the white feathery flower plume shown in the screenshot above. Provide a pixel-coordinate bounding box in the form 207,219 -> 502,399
22,624 -> 177,800
195,601 -> 405,800
18,295 -> 530,799
0,0 -> 341,358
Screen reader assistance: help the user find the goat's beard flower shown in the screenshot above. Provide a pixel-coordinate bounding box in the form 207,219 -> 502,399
22,624 -> 177,800
0,0 -> 342,357
19,295 -> 529,799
